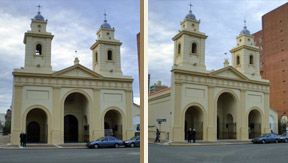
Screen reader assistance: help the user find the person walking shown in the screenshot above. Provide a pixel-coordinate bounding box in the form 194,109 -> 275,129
20,132 -> 24,147
154,128 -> 160,143
23,132 -> 27,147
187,128 -> 192,143
192,128 -> 196,143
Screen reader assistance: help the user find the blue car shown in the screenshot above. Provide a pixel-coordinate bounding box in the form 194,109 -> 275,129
252,133 -> 280,144
124,136 -> 140,147
280,134 -> 288,143
86,136 -> 124,148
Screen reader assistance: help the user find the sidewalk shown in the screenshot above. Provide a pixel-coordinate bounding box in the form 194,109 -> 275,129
149,138 -> 252,146
0,143 -> 87,150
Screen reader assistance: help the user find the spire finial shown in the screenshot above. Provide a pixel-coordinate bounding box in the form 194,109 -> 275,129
104,10 -> 107,22
37,5 -> 42,13
244,18 -> 247,29
75,50 -> 78,58
188,3 -> 193,13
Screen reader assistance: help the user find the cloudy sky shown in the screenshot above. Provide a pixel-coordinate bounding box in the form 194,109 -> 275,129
148,0 -> 287,87
0,0 -> 139,113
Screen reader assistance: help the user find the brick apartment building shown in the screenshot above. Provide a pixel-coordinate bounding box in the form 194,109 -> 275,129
254,2 -> 288,118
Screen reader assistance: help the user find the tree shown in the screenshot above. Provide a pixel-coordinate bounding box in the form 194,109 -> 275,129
3,120 -> 11,135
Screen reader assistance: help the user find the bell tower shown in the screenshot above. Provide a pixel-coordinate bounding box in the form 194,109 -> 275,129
90,12 -> 123,77
23,5 -> 54,73
230,20 -> 261,79
172,4 -> 208,72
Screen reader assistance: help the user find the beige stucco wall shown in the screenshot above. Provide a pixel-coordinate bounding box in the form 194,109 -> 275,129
10,65 -> 135,145
148,91 -> 171,141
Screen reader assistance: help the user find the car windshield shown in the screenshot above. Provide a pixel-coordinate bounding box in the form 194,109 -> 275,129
96,137 -> 104,141
260,134 -> 269,137
130,136 -> 136,140
130,136 -> 140,140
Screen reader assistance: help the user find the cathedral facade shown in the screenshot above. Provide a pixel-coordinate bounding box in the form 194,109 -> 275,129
10,10 -> 139,145
149,9 -> 278,142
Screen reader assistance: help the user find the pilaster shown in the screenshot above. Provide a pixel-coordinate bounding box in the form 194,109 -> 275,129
11,85 -> 23,145
172,83 -> 183,141
92,88 -> 102,141
51,86 -> 61,144
239,89 -> 248,140
207,85 -> 216,141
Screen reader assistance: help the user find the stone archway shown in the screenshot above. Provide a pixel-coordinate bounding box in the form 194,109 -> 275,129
26,108 -> 48,143
104,110 -> 123,139
248,109 -> 262,139
184,106 -> 203,140
217,92 -> 237,139
64,92 -> 89,143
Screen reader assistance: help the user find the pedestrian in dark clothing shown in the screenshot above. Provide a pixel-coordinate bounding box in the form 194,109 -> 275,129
192,129 -> 196,143
23,133 -> 27,147
154,129 -> 160,143
187,128 -> 193,143
20,132 -> 24,147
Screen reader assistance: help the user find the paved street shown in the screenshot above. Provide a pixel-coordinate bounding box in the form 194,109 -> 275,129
149,143 -> 288,163
0,147 -> 140,162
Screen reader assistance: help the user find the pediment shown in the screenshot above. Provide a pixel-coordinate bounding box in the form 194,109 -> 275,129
209,66 -> 249,81
52,64 -> 103,79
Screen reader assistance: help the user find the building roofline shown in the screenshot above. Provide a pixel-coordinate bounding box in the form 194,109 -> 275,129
263,2 -> 288,17
149,87 -> 171,96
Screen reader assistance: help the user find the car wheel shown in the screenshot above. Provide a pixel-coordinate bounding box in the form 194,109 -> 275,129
275,139 -> 279,143
262,140 -> 266,144
94,144 -> 99,149
114,144 -> 119,148
130,143 -> 135,148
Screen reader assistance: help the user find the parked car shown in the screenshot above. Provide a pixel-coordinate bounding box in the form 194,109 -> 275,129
124,136 -> 140,147
86,136 -> 124,148
280,134 -> 288,143
252,133 -> 281,144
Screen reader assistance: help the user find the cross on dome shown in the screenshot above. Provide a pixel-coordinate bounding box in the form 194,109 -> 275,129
37,5 -> 42,12
185,3 -> 196,20
100,10 -> 112,29
104,11 -> 107,22
189,3 -> 193,12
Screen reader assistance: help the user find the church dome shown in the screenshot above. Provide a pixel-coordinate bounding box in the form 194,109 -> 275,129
240,26 -> 250,35
33,11 -> 45,21
185,10 -> 196,20
101,20 -> 111,29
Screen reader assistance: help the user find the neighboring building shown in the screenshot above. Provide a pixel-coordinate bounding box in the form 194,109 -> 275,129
149,8 -> 277,142
0,113 -> 5,126
253,3 -> 288,119
10,10 -> 136,145
149,81 -> 168,94
0,113 -> 5,135
132,103 -> 140,136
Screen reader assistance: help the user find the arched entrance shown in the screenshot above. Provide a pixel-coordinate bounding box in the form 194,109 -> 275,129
64,115 -> 78,142
248,109 -> 261,139
104,110 -> 123,139
217,92 -> 237,139
64,92 -> 89,143
184,106 -> 203,140
26,108 -> 48,143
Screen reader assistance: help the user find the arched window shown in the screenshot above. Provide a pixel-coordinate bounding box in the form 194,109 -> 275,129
95,52 -> 98,62
107,50 -> 112,60
192,43 -> 197,53
36,44 -> 42,55
249,55 -> 253,64
178,44 -> 181,54
237,56 -> 240,65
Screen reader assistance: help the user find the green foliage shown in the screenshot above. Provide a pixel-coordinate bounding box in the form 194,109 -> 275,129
278,119 -> 287,135
3,120 -> 11,135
